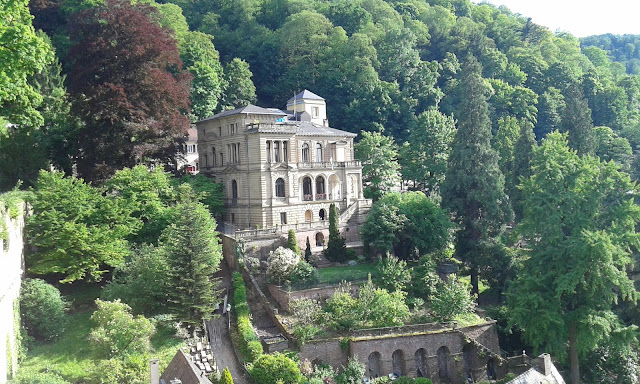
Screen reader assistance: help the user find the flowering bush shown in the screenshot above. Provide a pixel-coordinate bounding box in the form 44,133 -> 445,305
266,246 -> 300,284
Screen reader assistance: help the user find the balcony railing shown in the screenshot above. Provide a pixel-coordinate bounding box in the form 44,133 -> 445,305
297,160 -> 361,169
315,193 -> 326,200
303,194 -> 313,201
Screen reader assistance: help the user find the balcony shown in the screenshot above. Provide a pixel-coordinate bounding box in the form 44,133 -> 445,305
303,194 -> 313,201
315,193 -> 327,200
297,160 -> 361,169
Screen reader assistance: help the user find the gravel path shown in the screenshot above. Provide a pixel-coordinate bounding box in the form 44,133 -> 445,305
207,260 -> 250,384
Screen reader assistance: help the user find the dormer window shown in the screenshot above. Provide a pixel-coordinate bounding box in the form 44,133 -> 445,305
312,106 -> 319,117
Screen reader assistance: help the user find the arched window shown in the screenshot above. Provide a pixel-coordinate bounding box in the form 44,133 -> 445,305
231,180 -> 238,205
303,177 -> 312,201
315,176 -> 326,200
305,210 -> 312,222
212,147 -> 216,167
274,141 -> 280,162
302,143 -> 310,163
319,209 -> 326,221
392,350 -> 406,377
275,178 -> 285,197
315,232 -> 325,246
368,352 -> 382,379
315,143 -> 322,162
415,349 -> 428,378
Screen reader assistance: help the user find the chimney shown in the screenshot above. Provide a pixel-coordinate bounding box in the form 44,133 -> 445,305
537,353 -> 552,376
150,359 -> 160,384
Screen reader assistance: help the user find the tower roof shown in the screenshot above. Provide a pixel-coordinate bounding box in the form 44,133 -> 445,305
287,90 -> 324,103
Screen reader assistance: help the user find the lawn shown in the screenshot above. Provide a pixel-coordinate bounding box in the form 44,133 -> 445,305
18,287 -> 184,383
317,263 -> 379,285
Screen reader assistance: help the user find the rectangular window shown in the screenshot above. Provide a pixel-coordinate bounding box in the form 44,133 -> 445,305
218,127 -> 222,137
231,213 -> 235,224
266,141 -> 271,162
220,153 -> 224,166
312,106 -> 319,117
280,212 -> 287,225
283,141 -> 288,162
274,141 -> 280,162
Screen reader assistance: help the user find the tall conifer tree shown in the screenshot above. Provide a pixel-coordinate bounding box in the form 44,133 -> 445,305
162,189 -> 222,331
441,56 -> 512,294
561,84 -> 595,156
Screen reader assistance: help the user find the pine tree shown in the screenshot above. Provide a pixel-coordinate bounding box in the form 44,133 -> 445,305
441,56 -> 513,295
162,189 -> 222,331
324,203 -> 346,262
305,236 -> 312,262
561,84 -> 595,156
286,229 -> 300,255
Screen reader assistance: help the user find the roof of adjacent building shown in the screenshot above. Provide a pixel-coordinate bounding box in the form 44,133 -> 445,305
248,121 -> 356,138
197,105 -> 287,123
506,357 -> 566,384
160,349 -> 213,384
187,127 -> 198,141
287,90 -> 325,103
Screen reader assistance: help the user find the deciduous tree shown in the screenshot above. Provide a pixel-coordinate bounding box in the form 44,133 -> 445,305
354,131 -> 400,201
508,132 -> 640,384
67,0 -> 191,182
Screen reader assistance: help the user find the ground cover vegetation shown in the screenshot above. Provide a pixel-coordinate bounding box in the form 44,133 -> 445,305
5,0 -> 640,381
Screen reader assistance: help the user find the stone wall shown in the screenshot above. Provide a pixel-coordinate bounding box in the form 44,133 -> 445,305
268,283 -> 361,312
0,201 -> 26,384
299,322 -> 503,384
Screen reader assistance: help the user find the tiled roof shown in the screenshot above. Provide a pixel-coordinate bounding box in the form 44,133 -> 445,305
507,365 -> 565,384
251,121 -> 356,137
197,105 -> 287,123
287,90 -> 324,103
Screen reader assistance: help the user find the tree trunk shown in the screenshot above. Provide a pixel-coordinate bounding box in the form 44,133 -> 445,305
569,324 -> 580,384
470,266 -> 479,296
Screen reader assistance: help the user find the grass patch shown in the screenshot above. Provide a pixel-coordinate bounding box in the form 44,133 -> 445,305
317,263 -> 378,285
19,290 -> 184,383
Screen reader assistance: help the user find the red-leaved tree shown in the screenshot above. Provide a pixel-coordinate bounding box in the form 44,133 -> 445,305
67,0 -> 191,182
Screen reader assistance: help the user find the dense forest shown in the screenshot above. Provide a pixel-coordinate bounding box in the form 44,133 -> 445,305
4,0 -> 640,383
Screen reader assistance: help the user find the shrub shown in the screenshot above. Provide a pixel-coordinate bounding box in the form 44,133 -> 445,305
219,367 -> 234,384
336,358 -> 365,384
266,247 -> 300,284
232,272 -> 263,363
20,278 -> 66,341
251,352 -> 302,384
377,253 -> 412,292
286,229 -> 300,254
304,237 -> 312,261
12,370 -> 71,384
289,261 -> 319,287
88,299 -> 155,358
429,276 -> 475,322
90,354 -> 148,384
325,203 -> 347,262
244,257 -> 260,273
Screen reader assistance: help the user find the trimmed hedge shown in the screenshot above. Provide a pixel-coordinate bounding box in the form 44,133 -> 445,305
232,272 -> 263,363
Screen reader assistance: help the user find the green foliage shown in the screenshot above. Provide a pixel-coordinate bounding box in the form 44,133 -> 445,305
399,108 -> 455,193
561,84 -> 596,156
441,56 -> 512,294
361,192 -> 452,259
355,131 -> 400,201
250,352 -> 302,384
409,256 -> 440,300
509,132 -> 640,378
0,0 -> 53,127
325,203 -> 347,262
174,173 -> 225,217
101,244 -> 170,315
232,272 -> 263,363
377,254 -> 412,292
582,343 -> 639,384
286,229 -> 300,254
88,299 -> 155,359
325,279 -> 410,330
20,278 -> 66,341
11,370 -> 71,384
289,298 -> 322,342
429,276 -> 475,322
26,171 -> 136,282
163,195 -> 222,331
220,367 -> 234,384
304,237 -> 312,261
289,261 -> 319,288
90,354 -> 148,384
222,58 -> 257,109
336,358 -> 365,384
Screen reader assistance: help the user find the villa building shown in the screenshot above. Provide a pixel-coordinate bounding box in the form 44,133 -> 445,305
196,90 -> 370,247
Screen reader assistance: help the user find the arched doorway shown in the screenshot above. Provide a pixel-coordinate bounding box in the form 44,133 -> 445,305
315,232 -> 325,247
463,344 -> 473,381
437,346 -> 451,382
315,176 -> 326,200
305,210 -> 312,222
368,352 -> 382,379
392,349 -> 406,377
319,209 -> 326,221
328,174 -> 340,200
302,177 -> 312,201
415,348 -> 428,378
487,358 -> 497,381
